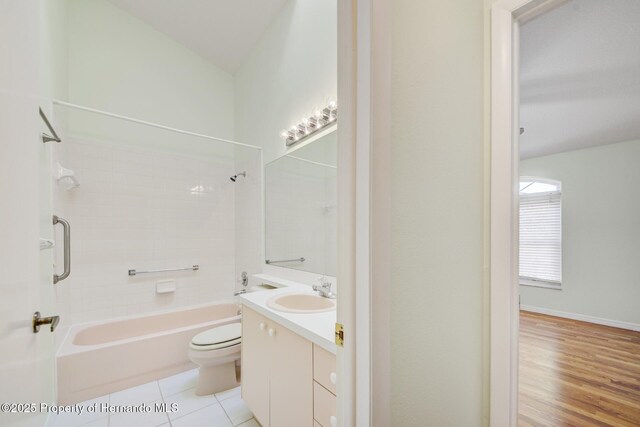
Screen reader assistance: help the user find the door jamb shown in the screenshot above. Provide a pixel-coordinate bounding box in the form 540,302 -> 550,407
337,0 -> 391,424
490,1 -> 566,425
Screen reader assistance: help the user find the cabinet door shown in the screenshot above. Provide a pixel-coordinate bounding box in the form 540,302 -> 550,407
270,322 -> 313,427
242,307 -> 271,427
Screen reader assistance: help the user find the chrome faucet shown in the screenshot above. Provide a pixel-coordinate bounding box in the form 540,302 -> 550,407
234,271 -> 249,296
313,276 -> 336,299
32,312 -> 60,333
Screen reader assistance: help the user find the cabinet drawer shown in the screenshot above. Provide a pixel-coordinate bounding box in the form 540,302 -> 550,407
313,345 -> 337,394
314,381 -> 336,427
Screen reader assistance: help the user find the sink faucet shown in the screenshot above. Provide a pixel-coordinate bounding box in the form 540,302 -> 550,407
313,276 -> 336,299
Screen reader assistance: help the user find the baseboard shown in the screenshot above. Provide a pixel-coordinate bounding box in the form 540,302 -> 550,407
521,305 -> 640,332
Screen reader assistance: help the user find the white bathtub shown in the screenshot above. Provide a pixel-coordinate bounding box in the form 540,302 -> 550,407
57,302 -> 240,405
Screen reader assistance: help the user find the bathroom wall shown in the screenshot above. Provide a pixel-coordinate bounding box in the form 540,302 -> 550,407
387,0 -> 486,425
66,0 -> 235,138
234,0 -> 337,286
52,0 -> 248,335
520,139 -> 640,327
40,0 -> 68,102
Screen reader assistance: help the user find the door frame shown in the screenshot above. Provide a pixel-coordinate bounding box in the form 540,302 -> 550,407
336,0 -> 357,425
337,0 -> 391,425
337,0 -> 370,425
490,0 -> 566,425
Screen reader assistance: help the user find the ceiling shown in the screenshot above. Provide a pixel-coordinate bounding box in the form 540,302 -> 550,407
519,0 -> 640,159
107,0 -> 288,74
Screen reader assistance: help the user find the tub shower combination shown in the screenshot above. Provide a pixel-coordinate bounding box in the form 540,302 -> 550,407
57,302 -> 240,405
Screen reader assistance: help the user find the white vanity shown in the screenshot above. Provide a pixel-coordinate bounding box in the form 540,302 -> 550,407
238,280 -> 337,427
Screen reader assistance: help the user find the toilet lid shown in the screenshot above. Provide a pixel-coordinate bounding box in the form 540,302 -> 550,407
191,323 -> 241,346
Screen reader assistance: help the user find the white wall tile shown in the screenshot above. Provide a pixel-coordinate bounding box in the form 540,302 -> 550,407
54,137 -> 238,332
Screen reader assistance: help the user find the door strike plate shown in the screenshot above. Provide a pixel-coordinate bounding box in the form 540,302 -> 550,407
335,323 -> 344,347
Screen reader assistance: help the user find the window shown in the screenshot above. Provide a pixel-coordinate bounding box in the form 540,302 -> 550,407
519,177 -> 562,289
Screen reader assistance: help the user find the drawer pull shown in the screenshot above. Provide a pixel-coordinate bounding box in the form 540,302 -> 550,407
259,321 -> 266,331
330,416 -> 337,427
330,372 -> 337,385
268,327 -> 276,337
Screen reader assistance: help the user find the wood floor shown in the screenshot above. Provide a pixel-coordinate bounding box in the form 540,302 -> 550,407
518,311 -> 640,427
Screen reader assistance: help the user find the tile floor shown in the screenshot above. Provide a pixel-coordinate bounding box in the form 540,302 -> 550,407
53,369 -> 258,427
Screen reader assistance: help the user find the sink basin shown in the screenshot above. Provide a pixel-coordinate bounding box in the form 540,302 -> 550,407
267,293 -> 336,313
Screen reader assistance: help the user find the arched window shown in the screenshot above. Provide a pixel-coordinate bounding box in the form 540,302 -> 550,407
519,177 -> 562,288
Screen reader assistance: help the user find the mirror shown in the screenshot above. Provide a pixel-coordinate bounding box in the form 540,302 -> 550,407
265,129 -> 337,276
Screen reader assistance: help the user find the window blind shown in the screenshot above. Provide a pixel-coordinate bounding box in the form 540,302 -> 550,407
519,193 -> 561,285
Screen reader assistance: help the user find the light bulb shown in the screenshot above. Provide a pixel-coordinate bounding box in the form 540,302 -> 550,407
280,130 -> 288,139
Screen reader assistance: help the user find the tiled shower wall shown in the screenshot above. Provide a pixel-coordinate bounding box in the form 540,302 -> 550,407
53,135 -> 239,338
233,147 -> 263,291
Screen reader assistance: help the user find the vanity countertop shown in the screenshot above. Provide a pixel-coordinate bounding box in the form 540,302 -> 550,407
237,283 -> 337,355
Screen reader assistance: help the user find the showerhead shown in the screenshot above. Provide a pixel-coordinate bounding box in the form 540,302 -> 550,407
230,171 -> 246,182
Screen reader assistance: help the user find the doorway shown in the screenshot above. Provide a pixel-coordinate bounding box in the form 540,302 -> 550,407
491,0 -> 640,425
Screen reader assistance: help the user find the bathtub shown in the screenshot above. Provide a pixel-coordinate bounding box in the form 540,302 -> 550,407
57,302 -> 240,405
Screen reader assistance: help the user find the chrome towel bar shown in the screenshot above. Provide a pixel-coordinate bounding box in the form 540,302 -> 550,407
265,257 -> 305,264
128,265 -> 200,276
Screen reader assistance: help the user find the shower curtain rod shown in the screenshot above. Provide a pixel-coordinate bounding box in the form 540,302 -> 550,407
286,155 -> 337,169
52,99 -> 262,151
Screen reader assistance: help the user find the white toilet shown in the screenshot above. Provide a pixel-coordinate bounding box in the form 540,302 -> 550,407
188,322 -> 241,396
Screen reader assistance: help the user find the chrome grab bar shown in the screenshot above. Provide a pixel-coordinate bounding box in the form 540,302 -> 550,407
128,265 -> 199,276
265,257 -> 305,264
53,215 -> 70,284
39,107 -> 61,143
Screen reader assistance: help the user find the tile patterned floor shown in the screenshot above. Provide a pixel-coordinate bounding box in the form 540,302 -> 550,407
53,369 -> 257,427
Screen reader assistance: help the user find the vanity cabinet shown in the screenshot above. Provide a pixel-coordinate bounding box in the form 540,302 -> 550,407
242,306 -> 313,427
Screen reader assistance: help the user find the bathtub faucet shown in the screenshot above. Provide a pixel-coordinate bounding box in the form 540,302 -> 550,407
241,271 -> 248,288
234,271 -> 249,296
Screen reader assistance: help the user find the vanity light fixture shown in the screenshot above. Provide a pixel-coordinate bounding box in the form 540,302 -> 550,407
281,100 -> 337,147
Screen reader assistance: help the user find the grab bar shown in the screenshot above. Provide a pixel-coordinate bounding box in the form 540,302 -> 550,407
39,108 -> 61,143
53,215 -> 71,284
128,265 -> 200,276
265,257 -> 305,264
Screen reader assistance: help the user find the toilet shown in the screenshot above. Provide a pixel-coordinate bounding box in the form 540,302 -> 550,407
188,322 -> 242,396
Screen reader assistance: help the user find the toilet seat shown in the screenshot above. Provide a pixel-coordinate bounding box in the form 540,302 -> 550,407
190,323 -> 241,351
